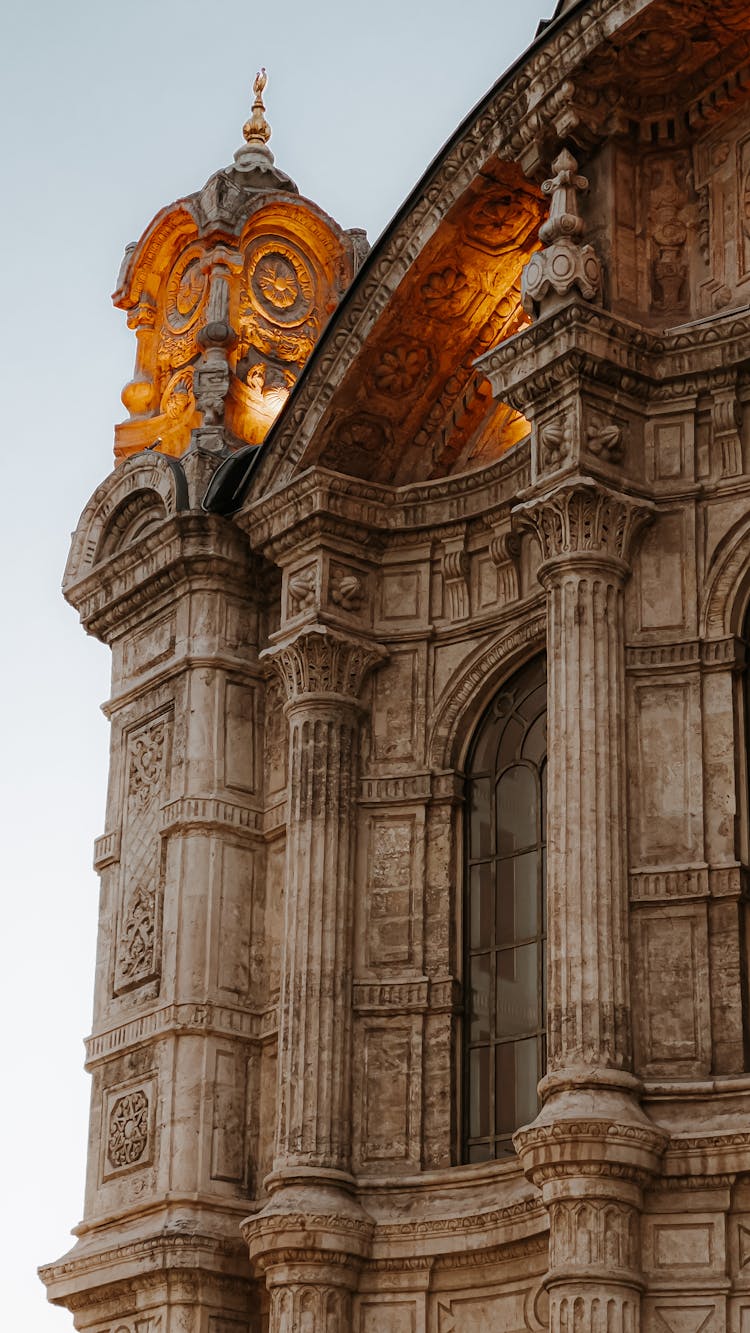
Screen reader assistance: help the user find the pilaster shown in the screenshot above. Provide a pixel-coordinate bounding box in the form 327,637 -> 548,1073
43,480 -> 264,1331
514,477 -> 665,1333
243,623 -> 384,1332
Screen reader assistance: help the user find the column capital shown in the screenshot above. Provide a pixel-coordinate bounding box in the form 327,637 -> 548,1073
513,477 -> 654,572
261,624 -> 386,707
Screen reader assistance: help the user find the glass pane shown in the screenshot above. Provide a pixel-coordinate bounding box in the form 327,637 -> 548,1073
496,1037 -> 540,1135
520,683 -> 546,725
469,863 -> 493,950
469,777 -> 492,859
496,942 -> 539,1037
469,954 -> 491,1041
472,716 -> 500,771
497,765 -> 537,855
468,1047 -> 490,1138
468,1141 -> 492,1163
497,715 -> 524,770
497,851 -> 538,946
522,712 -> 546,764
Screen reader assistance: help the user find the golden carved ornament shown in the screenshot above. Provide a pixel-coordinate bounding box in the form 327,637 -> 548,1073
243,68 -> 271,146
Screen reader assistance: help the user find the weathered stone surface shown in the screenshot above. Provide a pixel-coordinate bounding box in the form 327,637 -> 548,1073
42,2 -> 750,1331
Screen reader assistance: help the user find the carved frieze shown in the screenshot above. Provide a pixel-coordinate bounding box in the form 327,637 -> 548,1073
114,713 -> 171,995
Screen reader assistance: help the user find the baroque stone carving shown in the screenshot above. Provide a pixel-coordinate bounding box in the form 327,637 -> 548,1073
539,416 -> 573,468
329,567 -> 364,611
115,716 -> 169,993
647,155 -> 690,315
515,479 -> 653,567
263,626 -> 384,704
107,1089 -> 150,1169
287,565 -> 318,612
522,150 -> 602,317
372,343 -> 431,396
586,411 -> 624,463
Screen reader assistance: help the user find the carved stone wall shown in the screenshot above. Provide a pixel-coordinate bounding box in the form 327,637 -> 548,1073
43,3 -> 750,1333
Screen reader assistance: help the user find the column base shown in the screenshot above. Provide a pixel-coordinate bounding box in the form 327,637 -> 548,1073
241,1180 -> 373,1333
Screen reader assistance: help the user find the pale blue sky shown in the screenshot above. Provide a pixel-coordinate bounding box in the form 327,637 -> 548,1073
0,2 -> 551,1325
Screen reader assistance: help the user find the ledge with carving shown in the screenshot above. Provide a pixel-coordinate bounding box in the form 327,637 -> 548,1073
478,300 -> 750,418
83,997 -> 272,1067
241,1160 -> 548,1277
40,1224 -> 253,1311
242,449 -> 530,562
65,513 -> 257,642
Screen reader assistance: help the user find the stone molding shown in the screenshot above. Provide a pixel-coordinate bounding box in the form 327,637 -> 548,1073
64,451 -> 188,591
65,513 -> 256,642
701,510 -> 750,638
159,796 -> 262,840
352,978 -> 458,1015
40,1230 -> 252,1306
427,606 -> 546,769
478,301 -> 750,418
84,999 -> 269,1065
242,453 -> 529,558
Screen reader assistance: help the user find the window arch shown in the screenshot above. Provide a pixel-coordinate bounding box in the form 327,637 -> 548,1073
463,654 -> 547,1162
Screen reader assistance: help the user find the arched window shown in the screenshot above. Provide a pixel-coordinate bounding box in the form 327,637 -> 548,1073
463,654 -> 547,1162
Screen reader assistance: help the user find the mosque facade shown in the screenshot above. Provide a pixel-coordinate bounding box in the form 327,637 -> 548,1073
40,3 -> 750,1331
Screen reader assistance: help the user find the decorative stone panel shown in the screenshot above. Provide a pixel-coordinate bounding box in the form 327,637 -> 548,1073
102,1077 -> 156,1179
114,711 -> 172,995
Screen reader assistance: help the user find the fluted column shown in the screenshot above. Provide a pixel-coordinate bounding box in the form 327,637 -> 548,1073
519,480 -> 650,1075
513,478 -> 665,1333
242,624 -> 382,1333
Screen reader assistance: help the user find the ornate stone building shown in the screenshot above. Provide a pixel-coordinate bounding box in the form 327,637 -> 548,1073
40,3 -> 750,1331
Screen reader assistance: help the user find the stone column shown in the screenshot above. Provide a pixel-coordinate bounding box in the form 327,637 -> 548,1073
513,477 -> 666,1333
243,624 -> 382,1332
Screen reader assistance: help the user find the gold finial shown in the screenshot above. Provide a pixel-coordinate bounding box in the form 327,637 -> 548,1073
243,68 -> 271,146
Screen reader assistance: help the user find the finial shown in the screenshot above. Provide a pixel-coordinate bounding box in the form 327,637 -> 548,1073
521,148 -> 602,318
243,68 -> 271,147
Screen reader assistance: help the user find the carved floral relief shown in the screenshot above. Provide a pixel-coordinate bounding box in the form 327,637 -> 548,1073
114,715 -> 170,995
107,1089 -> 150,1170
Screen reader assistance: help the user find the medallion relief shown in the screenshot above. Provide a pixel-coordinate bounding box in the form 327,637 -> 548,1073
164,247 -> 208,332
107,1089 -> 150,1170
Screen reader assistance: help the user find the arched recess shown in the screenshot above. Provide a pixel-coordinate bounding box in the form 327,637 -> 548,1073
427,609 -> 547,773
64,451 -> 188,592
463,652 -> 547,1162
701,514 -> 750,639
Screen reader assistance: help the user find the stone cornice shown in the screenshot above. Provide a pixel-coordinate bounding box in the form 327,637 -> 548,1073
478,301 -> 750,416
83,999 -> 276,1066
40,1227 -> 251,1307
65,513 -> 256,643
243,449 -> 529,561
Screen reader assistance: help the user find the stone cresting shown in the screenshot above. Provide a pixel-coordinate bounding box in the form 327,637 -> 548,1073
43,2 -> 750,1332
